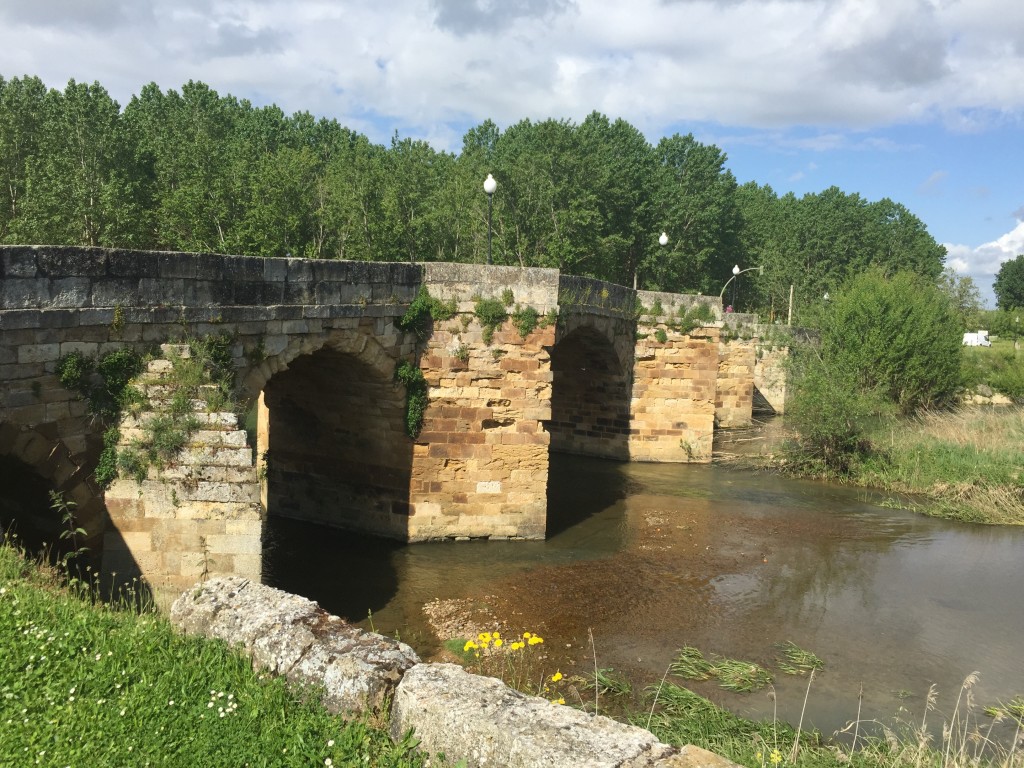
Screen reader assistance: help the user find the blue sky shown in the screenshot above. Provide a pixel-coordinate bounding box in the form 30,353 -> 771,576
1,0 -> 1022,306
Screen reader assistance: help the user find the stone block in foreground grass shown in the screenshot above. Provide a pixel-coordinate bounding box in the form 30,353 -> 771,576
170,577 -> 419,715
390,662 -> 730,768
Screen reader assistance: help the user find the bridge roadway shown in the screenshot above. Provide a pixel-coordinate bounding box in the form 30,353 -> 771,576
0,245 -> 762,600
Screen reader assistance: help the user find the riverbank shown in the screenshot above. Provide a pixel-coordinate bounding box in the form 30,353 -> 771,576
752,406 -> 1024,525
0,541 -> 428,768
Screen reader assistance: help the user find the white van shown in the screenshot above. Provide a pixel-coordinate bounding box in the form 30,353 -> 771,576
962,331 -> 992,347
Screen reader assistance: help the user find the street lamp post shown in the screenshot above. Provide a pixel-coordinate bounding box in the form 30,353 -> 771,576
719,265 -> 763,310
483,174 -> 497,265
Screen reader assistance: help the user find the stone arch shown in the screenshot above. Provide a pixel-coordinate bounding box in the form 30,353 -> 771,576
253,322 -> 415,544
547,320 -> 635,461
0,423 -> 105,558
237,320 -> 401,404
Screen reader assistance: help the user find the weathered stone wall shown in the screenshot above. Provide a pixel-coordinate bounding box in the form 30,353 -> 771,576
716,340 -> 757,428
103,348 -> 262,602
631,327 -> 720,462
411,264 -> 560,540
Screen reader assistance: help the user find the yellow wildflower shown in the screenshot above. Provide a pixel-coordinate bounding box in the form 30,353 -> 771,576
770,749 -> 782,765
494,638 -> 503,648
493,631 -> 501,639
554,697 -> 565,705
550,671 -> 563,682
523,632 -> 531,639
463,640 -> 478,652
528,636 -> 544,645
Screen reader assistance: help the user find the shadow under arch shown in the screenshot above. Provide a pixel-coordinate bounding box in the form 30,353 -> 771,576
545,323 -> 635,537
255,328 -> 413,618
0,424 -> 107,563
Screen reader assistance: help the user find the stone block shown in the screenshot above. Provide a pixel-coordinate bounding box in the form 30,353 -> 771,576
49,277 -> 91,308
2,277 -> 50,309
391,664 -> 678,768
205,533 -> 262,555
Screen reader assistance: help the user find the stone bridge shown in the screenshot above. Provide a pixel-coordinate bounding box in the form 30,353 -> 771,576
0,245 -> 776,601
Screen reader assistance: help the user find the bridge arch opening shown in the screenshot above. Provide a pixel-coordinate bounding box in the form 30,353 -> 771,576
545,325 -> 635,536
257,340 -> 413,540
547,325 -> 632,461
0,426 -> 104,567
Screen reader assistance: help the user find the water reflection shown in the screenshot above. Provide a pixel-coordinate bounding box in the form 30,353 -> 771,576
263,452 -> 1024,737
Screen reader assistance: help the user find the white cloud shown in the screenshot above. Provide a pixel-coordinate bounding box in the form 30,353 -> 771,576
1,0 -> 1022,146
944,219 -> 1024,305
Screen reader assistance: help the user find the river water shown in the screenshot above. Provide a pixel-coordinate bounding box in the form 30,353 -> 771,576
263,440 -> 1024,739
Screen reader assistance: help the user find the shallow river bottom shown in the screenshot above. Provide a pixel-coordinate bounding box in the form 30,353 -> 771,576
264,451 -> 1024,740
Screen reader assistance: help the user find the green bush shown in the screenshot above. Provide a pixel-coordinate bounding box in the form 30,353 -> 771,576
395,360 -> 428,438
787,268 -> 961,471
511,305 -> 540,338
818,268 -> 961,413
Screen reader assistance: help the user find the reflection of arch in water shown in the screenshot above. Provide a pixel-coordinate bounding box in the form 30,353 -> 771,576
0,423 -> 105,562
548,319 -> 634,461
254,326 -> 414,541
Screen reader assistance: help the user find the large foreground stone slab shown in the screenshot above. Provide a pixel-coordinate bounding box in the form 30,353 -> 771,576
170,577 -> 419,714
391,663 -> 689,768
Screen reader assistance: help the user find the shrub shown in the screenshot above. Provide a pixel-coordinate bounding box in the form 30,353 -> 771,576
818,268 -> 961,413
395,360 -> 428,438
511,305 -> 540,338
788,268 -> 960,471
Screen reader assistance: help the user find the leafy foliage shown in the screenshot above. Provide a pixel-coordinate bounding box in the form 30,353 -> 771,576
993,254 -> 1024,311
396,286 -> 456,341
395,360 -> 428,439
474,297 -> 509,345
788,268 -> 962,471
1,75 -> 947,311
510,305 -> 540,338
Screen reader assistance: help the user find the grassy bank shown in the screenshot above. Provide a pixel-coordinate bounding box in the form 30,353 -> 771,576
0,541 -> 428,768
772,406 -> 1024,525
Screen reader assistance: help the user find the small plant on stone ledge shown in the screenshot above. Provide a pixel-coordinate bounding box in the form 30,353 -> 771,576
501,288 -> 515,306
511,305 -> 540,339
654,328 -> 669,344
397,286 -> 457,342
474,297 -> 509,345
395,359 -> 429,439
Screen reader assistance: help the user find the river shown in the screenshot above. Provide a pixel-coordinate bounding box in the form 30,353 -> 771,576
263,440 -> 1024,740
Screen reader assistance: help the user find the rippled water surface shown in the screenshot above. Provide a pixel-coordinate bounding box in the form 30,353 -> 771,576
264,447 -> 1024,736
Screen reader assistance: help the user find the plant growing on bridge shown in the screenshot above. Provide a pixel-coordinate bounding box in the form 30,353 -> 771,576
395,360 -> 428,439
115,335 -> 237,482
511,305 -> 540,338
473,297 -> 508,344
397,286 -> 457,342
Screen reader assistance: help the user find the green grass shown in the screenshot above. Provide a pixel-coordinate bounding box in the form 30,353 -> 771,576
962,341 -> 1024,401
854,408 -> 1024,524
773,407 -> 1024,525
0,542 -> 429,768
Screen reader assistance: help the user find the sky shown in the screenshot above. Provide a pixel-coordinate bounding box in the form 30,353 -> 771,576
1,0 -> 1022,306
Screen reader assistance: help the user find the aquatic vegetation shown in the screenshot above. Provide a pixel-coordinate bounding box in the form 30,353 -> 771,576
775,641 -> 825,676
670,646 -> 773,693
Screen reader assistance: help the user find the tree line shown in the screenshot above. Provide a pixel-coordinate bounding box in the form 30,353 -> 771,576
1,75 -> 948,321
